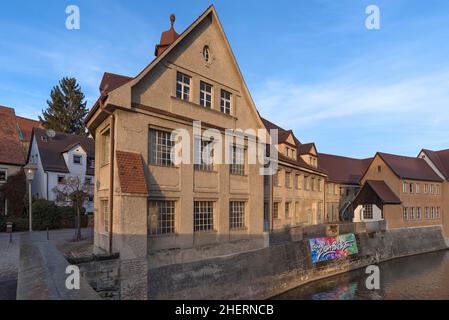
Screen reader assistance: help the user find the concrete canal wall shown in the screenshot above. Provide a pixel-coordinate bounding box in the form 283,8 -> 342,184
147,225 -> 448,300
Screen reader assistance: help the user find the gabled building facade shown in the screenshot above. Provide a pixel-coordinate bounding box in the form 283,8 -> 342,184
0,105 -> 41,215
353,152 -> 444,231
86,6 -> 268,260
318,153 -> 372,222
27,128 -> 95,213
261,118 -> 327,230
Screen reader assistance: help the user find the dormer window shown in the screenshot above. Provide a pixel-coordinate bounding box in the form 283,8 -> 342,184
73,155 -> 82,165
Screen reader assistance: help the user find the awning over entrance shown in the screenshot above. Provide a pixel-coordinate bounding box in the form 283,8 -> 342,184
353,180 -> 401,209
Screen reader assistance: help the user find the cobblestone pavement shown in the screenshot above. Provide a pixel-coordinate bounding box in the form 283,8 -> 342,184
0,228 -> 93,300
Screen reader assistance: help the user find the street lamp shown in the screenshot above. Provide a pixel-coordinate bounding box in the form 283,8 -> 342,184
24,163 -> 37,232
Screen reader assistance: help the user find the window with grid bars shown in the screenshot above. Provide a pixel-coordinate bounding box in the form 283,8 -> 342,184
285,172 -> 291,188
176,72 -> 190,101
402,207 -> 407,222
416,207 -> 421,220
436,207 -> 441,219
194,138 -> 214,171
363,205 -> 373,220
273,202 -> 279,219
229,201 -> 245,229
230,146 -> 245,175
194,201 -> 214,232
101,200 -> 109,233
148,200 -> 176,236
220,90 -> 231,114
431,207 -> 435,219
285,202 -> 290,218
200,81 -> 213,108
149,129 -> 174,166
425,207 -> 429,219
273,170 -> 280,187
409,207 -> 414,220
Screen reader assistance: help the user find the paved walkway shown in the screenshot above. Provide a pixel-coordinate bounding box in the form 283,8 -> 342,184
0,228 -> 93,300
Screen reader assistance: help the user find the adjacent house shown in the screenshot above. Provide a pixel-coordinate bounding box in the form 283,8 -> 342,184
318,153 -> 372,222
353,152 -> 444,230
261,118 -> 327,230
418,148 -> 449,237
0,105 -> 41,215
86,6 -> 267,260
27,128 -> 95,213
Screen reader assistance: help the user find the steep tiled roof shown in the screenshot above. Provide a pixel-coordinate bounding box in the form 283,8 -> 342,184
377,152 -> 443,182
298,143 -> 315,155
16,115 -> 43,143
99,72 -> 133,94
421,148 -> 449,181
318,153 -> 372,185
0,106 -> 25,165
116,151 -> 148,194
261,117 -> 326,174
366,180 -> 401,204
32,128 -> 95,174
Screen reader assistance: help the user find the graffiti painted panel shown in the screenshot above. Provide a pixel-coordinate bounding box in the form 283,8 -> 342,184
309,233 -> 358,264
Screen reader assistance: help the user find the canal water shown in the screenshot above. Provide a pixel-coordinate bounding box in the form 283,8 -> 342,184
274,250 -> 449,300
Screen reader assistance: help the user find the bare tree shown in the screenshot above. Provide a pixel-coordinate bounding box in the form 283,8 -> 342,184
52,176 -> 92,240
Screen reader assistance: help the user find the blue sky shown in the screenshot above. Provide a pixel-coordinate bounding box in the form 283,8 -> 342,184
1,0 -> 449,158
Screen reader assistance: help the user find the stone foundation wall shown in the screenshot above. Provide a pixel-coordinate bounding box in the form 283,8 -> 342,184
148,226 -> 448,300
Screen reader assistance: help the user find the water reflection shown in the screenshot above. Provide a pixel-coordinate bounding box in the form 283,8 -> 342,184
274,250 -> 449,300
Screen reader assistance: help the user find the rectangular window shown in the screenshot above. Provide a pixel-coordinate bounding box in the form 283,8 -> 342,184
402,207 -> 407,222
230,146 -> 245,176
403,182 -> 408,193
363,205 -> 373,220
200,81 -> 213,108
424,184 -> 428,193
416,207 -> 421,220
304,176 -> 308,190
220,90 -> 231,114
409,183 -> 414,193
416,184 -> 420,194
294,174 -> 299,189
318,179 -> 321,192
57,175 -> 66,184
424,207 -> 429,219
101,129 -> 110,166
430,184 -> 434,194
194,138 -> 214,171
285,202 -> 290,218
73,155 -> 82,165
285,172 -> 291,188
311,177 -> 315,191
176,72 -> 190,101
101,200 -> 109,233
274,170 -> 280,187
0,169 -> 7,183
436,185 -> 441,195
273,202 -> 279,219
409,207 -> 414,221
194,201 -> 214,232
431,207 -> 435,219
149,129 -> 175,166
229,201 -> 245,229
148,200 -> 176,236
436,207 -> 441,219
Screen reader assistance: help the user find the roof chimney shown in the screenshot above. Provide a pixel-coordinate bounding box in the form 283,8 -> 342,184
155,14 -> 180,57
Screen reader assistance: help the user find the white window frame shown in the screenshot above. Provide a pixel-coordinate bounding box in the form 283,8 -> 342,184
176,72 -> 191,101
0,169 -> 7,183
194,138 -> 214,172
409,207 -> 414,221
194,201 -> 214,232
363,204 -> 373,220
230,146 -> 245,176
148,200 -> 176,236
200,81 -> 213,108
220,90 -> 231,114
149,129 -> 175,167
73,154 -> 82,165
402,207 -> 407,222
229,201 -> 246,230
416,207 -> 421,220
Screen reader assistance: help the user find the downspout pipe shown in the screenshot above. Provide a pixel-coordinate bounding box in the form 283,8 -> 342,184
100,96 -> 115,255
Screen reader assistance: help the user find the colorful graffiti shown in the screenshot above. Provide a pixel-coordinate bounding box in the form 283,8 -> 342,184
309,233 -> 358,264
